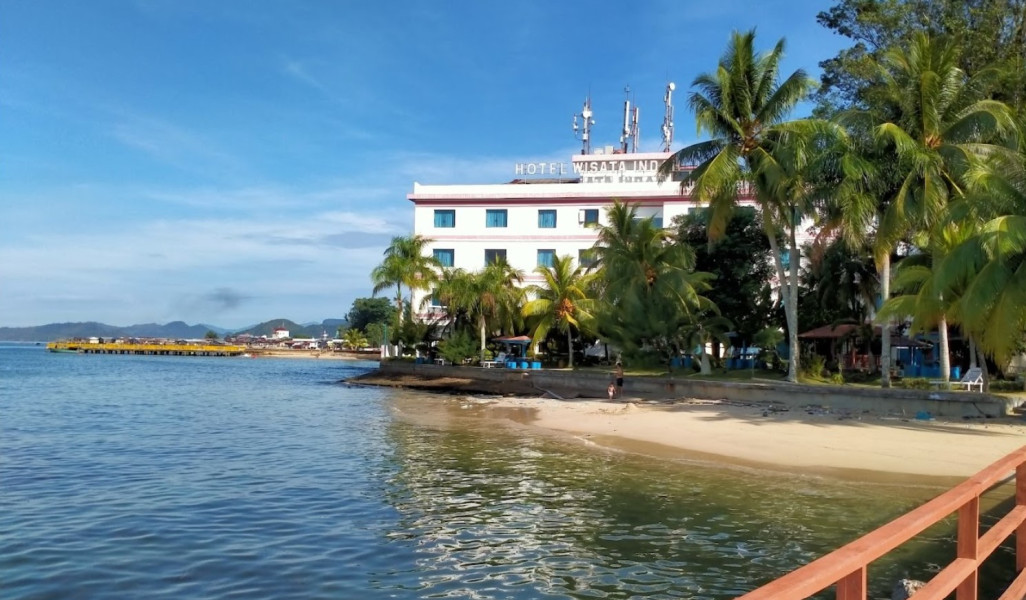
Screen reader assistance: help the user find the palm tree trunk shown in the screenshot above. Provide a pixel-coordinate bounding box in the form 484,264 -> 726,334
764,219 -> 798,383
567,328 -> 573,369
879,253 -> 892,388
975,344 -> 989,392
938,317 -> 950,384
784,224 -> 801,383
479,315 -> 486,363
969,336 -> 978,369
394,285 -> 404,357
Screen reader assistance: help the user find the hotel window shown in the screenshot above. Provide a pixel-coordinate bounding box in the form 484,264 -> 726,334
484,249 -> 507,265
429,289 -> 446,308
537,249 -> 555,268
538,209 -> 557,229
633,216 -> 665,229
688,207 -> 709,221
580,208 -> 599,226
578,249 -> 598,268
485,209 -> 508,228
434,209 -> 455,228
433,248 -> 454,268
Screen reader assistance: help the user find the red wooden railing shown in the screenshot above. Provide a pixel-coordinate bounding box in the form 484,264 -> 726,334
737,445 -> 1026,600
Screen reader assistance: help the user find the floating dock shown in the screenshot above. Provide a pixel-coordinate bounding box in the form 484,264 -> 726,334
46,340 -> 248,357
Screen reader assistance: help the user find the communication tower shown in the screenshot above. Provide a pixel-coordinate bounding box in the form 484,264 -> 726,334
572,96 -> 595,155
661,82 -> 675,152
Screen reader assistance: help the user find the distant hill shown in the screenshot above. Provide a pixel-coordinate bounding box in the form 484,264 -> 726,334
0,321 -> 218,342
233,318 -> 347,339
0,318 -> 346,342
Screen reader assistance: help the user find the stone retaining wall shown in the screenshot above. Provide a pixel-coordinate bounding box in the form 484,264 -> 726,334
376,360 -> 1019,418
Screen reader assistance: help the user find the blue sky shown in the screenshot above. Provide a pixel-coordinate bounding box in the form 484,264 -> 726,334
1,0 -> 849,329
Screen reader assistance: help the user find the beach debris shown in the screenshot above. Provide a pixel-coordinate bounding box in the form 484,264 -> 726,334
891,578 -> 925,600
915,411 -> 933,421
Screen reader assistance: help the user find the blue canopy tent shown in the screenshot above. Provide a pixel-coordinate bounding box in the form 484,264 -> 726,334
492,335 -> 537,369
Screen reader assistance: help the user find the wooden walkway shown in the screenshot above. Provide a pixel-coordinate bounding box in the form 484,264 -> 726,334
738,445 -> 1026,599
46,341 -> 248,356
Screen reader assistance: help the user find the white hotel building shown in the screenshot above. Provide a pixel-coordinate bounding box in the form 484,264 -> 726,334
408,149 -> 761,316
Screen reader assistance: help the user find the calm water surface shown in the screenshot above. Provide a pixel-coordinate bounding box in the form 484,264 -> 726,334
0,345 -> 1014,598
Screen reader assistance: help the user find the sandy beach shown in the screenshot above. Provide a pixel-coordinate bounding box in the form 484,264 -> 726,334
351,369 -> 1026,479
250,349 -> 373,360
458,394 -> 1026,480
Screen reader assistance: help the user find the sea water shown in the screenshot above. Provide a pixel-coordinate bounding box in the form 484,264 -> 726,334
0,344 -> 1015,598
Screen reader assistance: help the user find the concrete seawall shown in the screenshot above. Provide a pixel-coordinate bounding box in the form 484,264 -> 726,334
374,360 -> 1020,418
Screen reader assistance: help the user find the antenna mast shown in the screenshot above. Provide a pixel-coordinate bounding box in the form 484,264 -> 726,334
620,86 -> 631,153
630,103 -> 640,153
661,82 -> 675,152
572,95 -> 595,155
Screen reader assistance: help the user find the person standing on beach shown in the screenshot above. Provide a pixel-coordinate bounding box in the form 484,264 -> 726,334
607,381 -> 616,401
615,362 -> 624,399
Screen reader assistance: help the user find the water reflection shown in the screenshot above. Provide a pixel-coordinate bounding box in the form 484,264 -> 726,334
380,393 -> 986,599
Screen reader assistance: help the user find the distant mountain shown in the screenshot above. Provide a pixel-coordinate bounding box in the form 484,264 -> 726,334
0,321 -> 218,342
0,318 -> 346,342
232,318 -> 346,339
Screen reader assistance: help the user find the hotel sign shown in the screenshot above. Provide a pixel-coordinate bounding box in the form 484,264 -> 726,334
514,162 -> 569,176
514,158 -> 665,183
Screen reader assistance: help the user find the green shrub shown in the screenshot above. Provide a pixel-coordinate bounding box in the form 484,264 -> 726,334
830,373 -> 844,385
989,380 -> 1025,392
437,329 -> 477,365
896,377 -> 932,390
803,354 -> 827,378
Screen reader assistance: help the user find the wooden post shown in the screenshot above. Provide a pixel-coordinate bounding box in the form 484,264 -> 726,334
956,496 -> 979,600
835,567 -> 865,600
1018,463 -> 1026,572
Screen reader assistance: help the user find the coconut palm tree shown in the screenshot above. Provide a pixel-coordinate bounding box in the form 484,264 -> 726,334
878,224 -> 976,385
522,254 -> 597,368
937,144 -> 1026,370
593,201 -> 716,360
679,313 -> 733,375
438,259 -> 525,362
862,33 -> 1019,382
371,235 -> 439,335
657,29 -> 828,382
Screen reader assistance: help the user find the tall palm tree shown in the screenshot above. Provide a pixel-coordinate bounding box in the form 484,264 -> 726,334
439,259 -> 525,362
938,144 -> 1026,370
862,33 -> 1019,382
371,235 -> 439,335
878,224 -> 976,384
522,254 -> 596,368
658,29 -> 826,382
593,201 -> 715,360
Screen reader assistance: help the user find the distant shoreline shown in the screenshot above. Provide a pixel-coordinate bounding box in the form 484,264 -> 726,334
251,349 -> 379,361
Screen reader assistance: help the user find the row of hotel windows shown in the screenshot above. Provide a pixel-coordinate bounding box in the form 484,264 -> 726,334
433,208 -> 599,229
433,248 -> 598,269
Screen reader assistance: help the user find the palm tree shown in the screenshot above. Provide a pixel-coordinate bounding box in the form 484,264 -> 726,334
371,235 -> 439,336
658,29 -> 827,382
862,33 -> 1019,382
938,144 -> 1026,371
438,259 -> 525,362
342,328 -> 369,350
522,254 -> 597,368
878,224 -> 975,385
679,313 -> 733,375
593,201 -> 716,360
